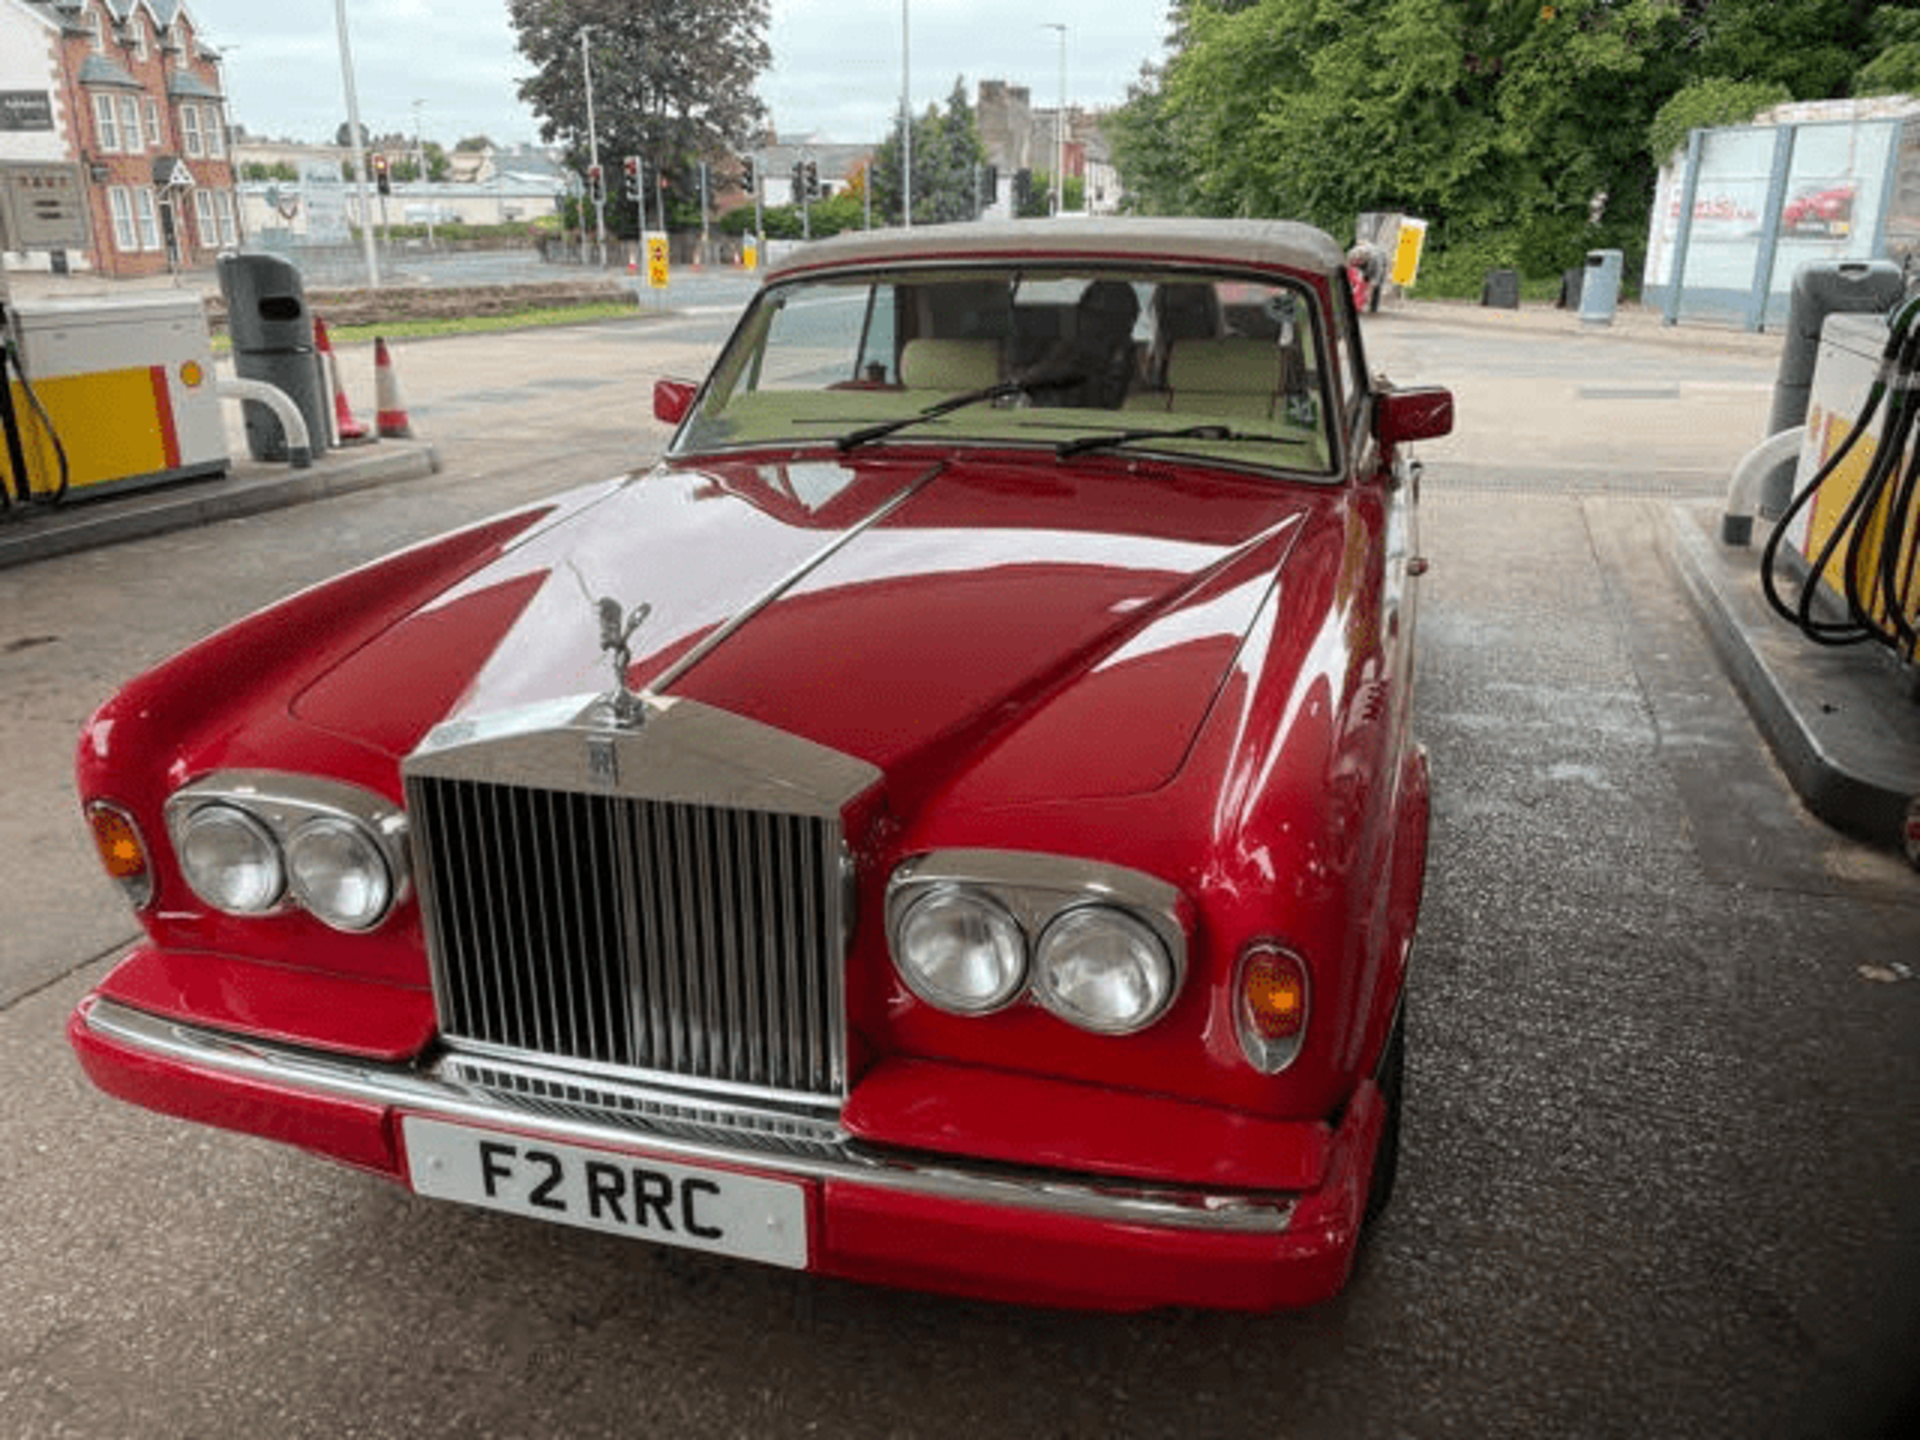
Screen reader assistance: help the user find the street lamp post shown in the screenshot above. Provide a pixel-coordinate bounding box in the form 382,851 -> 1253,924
1042,23 -> 1066,217
411,99 -> 435,249
215,45 -> 245,246
901,0 -> 912,228
753,149 -> 764,256
580,25 -> 606,267
331,0 -> 379,286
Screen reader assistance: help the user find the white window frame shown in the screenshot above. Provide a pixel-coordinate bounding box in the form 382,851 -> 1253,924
144,98 -> 162,149
133,188 -> 160,251
194,190 -> 216,250
119,94 -> 142,152
92,92 -> 119,152
206,108 -> 226,159
175,24 -> 192,71
108,187 -> 136,250
131,19 -> 149,63
218,190 -> 238,247
181,103 -> 203,158
87,6 -> 105,54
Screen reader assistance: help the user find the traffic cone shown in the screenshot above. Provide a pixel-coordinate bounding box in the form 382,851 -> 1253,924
373,337 -> 414,439
315,316 -> 371,445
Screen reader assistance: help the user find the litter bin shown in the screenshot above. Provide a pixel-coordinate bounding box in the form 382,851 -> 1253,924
1480,268 -> 1521,310
218,252 -> 328,461
1579,249 -> 1623,327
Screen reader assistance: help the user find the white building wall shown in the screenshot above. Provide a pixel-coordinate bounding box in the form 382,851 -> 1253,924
0,2 -> 68,165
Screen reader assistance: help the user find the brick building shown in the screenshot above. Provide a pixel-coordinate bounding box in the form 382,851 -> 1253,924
1,0 -> 237,277
975,80 -> 1121,216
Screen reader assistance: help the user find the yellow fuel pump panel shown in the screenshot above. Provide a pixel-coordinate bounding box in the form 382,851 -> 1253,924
2,296 -> 226,500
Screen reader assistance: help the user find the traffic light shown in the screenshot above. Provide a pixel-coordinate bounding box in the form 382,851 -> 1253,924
805,161 -> 820,200
1013,168 -> 1032,210
791,161 -> 805,201
372,152 -> 390,196
587,163 -> 603,203
740,155 -> 755,193
622,155 -> 640,201
982,164 -> 999,201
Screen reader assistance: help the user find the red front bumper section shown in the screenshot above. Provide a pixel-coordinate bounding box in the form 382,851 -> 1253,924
69,993 -> 1382,1313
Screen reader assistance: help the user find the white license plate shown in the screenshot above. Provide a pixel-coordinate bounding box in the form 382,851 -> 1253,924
402,1116 -> 809,1268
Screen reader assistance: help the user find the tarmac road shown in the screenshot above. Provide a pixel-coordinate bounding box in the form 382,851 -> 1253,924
2,301 -> 1918,1439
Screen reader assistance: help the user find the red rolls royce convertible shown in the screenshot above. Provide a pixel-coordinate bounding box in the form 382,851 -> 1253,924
69,219 -> 1452,1311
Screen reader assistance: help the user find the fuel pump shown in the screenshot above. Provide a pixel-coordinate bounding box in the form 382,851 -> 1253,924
0,162 -> 90,509
0,268 -> 30,511
1762,296 -> 1920,664
0,286 -> 71,509
0,164 -> 226,506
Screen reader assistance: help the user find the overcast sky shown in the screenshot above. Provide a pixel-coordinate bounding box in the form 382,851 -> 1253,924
186,1 -> 1171,148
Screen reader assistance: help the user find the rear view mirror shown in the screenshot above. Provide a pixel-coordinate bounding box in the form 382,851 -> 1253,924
653,378 -> 698,426
1374,386 -> 1454,447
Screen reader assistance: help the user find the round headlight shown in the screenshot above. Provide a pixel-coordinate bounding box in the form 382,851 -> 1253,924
177,804 -> 284,914
286,818 -> 394,932
1033,906 -> 1176,1034
892,887 -> 1027,1014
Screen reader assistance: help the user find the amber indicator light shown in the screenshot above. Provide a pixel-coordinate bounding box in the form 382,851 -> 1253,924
89,804 -> 148,881
1242,951 -> 1306,1040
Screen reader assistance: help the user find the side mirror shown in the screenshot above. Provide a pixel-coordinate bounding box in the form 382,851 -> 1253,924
1374,386 -> 1454,447
653,378 -> 698,426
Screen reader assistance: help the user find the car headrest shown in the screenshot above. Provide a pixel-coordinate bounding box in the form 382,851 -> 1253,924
899,338 -> 1001,390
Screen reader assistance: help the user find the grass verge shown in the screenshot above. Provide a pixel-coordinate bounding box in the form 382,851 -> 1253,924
210,300 -> 650,353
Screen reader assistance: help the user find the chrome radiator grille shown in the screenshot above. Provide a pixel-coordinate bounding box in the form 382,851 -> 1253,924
408,775 -> 848,1101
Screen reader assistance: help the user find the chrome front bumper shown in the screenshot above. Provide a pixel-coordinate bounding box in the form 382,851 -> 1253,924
79,997 -> 1300,1236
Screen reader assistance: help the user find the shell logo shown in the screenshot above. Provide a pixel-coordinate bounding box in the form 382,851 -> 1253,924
180,360 -> 205,388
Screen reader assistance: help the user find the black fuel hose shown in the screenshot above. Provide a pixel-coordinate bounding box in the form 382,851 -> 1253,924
0,338 -> 71,507
1761,295 -> 1920,652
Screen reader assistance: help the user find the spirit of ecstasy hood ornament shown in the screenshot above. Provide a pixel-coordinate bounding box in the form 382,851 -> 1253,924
595,595 -> 652,728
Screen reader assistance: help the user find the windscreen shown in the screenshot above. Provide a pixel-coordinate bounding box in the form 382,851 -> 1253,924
673,265 -> 1338,476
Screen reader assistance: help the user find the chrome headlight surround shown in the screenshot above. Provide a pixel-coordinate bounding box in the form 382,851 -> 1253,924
164,772 -> 409,932
887,850 -> 1186,1035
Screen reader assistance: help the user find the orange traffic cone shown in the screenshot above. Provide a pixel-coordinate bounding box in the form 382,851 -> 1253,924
373,337 -> 414,439
315,316 -> 371,445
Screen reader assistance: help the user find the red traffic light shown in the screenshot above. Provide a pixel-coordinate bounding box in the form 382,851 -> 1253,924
371,153 -> 388,172
623,156 -> 639,179
588,164 -> 602,182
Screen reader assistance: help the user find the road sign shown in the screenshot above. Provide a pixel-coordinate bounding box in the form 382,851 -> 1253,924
300,159 -> 349,243
646,233 -> 669,289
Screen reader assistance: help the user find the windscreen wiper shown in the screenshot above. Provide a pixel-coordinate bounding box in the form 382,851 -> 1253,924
1055,423 -> 1264,459
835,372 -> 1085,452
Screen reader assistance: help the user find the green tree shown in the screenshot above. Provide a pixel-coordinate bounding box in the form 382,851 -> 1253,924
1015,173 -> 1084,218
1857,7 -> 1920,97
1688,0 -> 1875,102
508,0 -> 770,217
870,78 -> 987,225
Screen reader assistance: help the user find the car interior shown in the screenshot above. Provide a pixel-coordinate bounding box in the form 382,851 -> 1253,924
686,268 -> 1334,470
